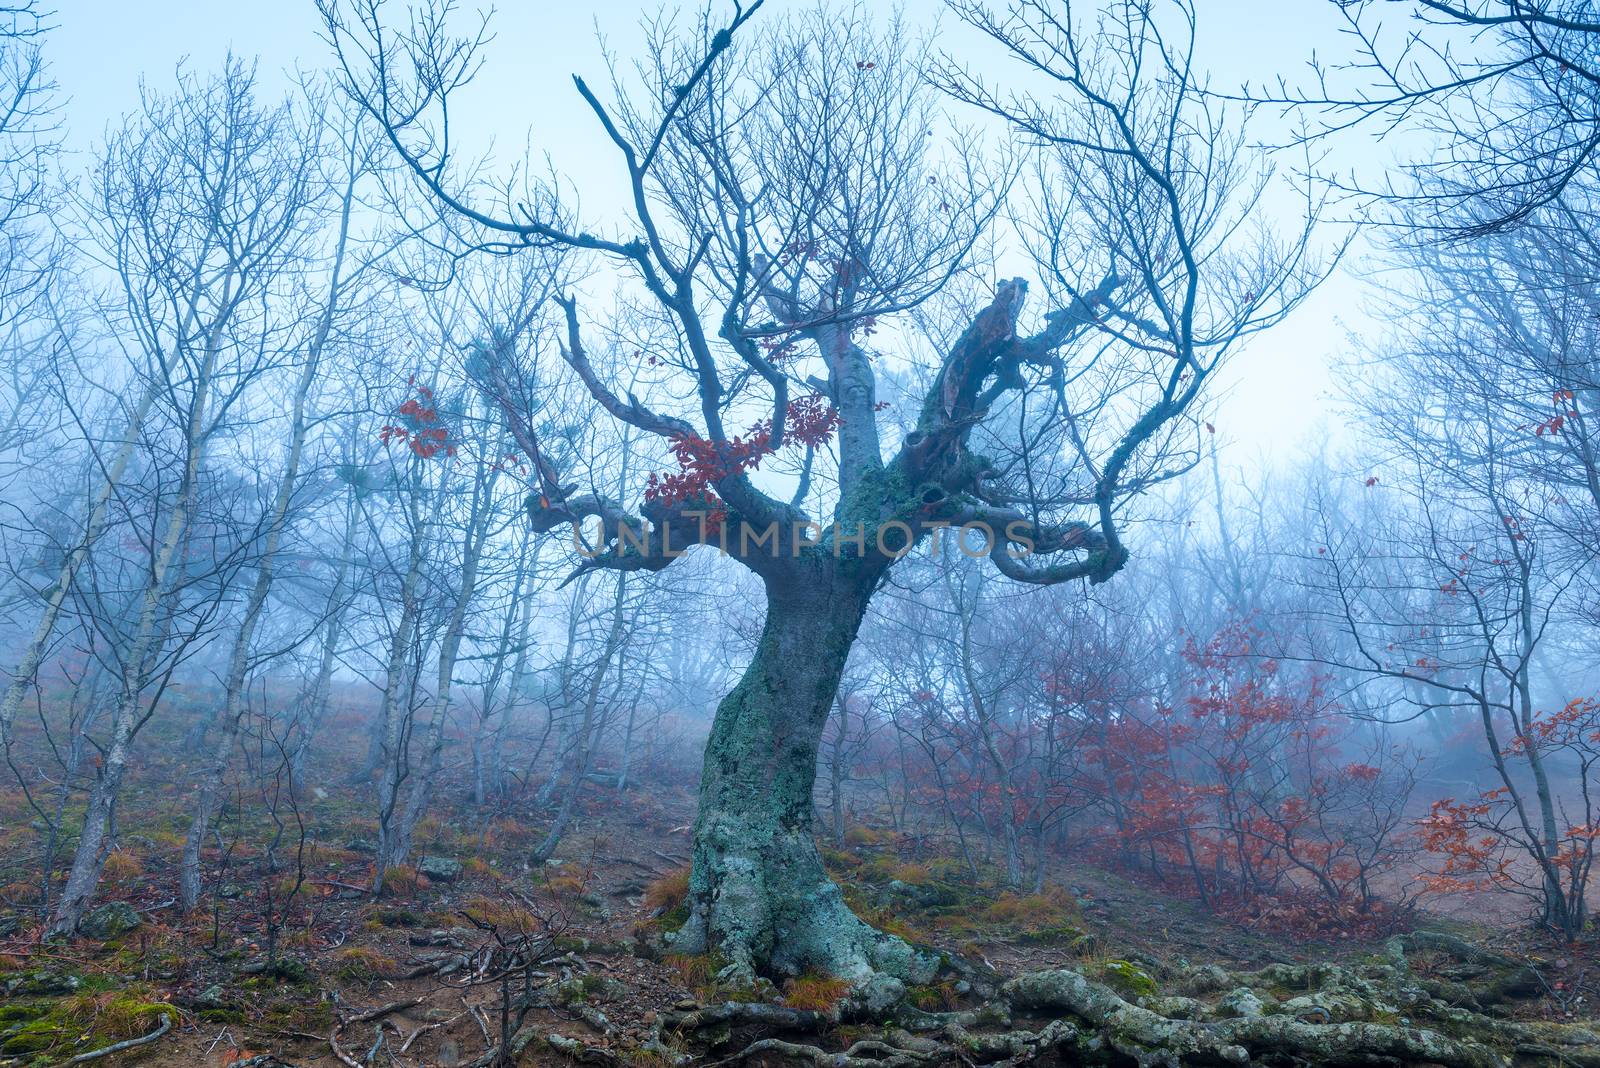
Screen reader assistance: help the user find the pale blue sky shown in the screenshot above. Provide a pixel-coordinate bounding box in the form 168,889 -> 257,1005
48,1 -> 1390,468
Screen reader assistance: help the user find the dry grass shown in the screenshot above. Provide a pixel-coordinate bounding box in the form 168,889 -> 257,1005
101,849 -> 144,884
0,879 -> 37,906
330,945 -> 395,981
463,856 -> 498,879
61,990 -> 175,1040
862,857 -> 933,883
782,973 -> 851,1011
663,952 -> 719,1000
459,893 -> 539,933
379,865 -> 426,894
983,887 -> 1075,928
545,870 -> 588,896
644,865 -> 692,914
843,824 -> 894,847
909,980 -> 962,1012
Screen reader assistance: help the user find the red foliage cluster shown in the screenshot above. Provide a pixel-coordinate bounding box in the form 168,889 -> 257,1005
1532,389 -> 1579,437
861,619 -> 1420,940
1078,626 -> 1420,937
1419,697 -> 1600,907
378,379 -> 457,460
644,394 -> 840,508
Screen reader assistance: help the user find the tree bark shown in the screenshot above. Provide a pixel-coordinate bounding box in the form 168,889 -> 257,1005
672,566 -> 934,983
384,442 -> 501,872
177,158 -> 356,910
48,274 -> 232,937
290,483 -> 359,780
370,512 -> 427,894
529,573 -> 628,865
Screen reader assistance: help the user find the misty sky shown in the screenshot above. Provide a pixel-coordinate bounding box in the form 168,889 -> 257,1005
49,1 -> 1402,468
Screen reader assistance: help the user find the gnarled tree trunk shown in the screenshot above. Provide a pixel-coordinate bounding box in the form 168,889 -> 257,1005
672,565 -> 934,984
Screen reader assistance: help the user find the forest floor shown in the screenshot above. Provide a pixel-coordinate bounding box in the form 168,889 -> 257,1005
0,716 -> 1596,1066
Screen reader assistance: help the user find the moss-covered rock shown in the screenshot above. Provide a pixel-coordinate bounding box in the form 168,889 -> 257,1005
1095,959 -> 1158,998
1213,986 -> 1271,1018
3,969 -> 81,996
78,900 -> 140,939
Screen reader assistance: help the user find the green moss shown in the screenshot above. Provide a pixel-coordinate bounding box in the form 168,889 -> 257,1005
0,1003 -> 48,1026
0,991 -> 172,1059
261,998 -> 334,1032
0,1017 -> 68,1055
552,934 -> 594,953
97,995 -> 172,1037
241,957 -> 311,987
1017,923 -> 1088,945
1097,959 -> 1158,998
907,981 -> 962,1011
370,906 -> 424,928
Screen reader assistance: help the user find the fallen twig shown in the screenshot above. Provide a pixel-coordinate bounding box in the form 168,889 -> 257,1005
64,1013 -> 172,1064
398,1009 -> 466,1054
330,998 -> 423,1067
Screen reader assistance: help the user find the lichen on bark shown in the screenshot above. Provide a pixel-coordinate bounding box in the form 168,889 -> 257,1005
668,563 -> 937,984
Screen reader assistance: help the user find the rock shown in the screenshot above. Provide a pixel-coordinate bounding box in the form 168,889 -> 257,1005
556,975 -> 629,1005
590,977 -> 629,1002
79,900 -> 140,939
5,969 -> 81,996
876,879 -> 945,908
1214,986 -> 1268,1018
195,983 -> 227,1008
851,974 -> 907,1018
1143,994 -> 1205,1019
574,1003 -> 611,1034
1178,963 -> 1232,995
346,838 -> 378,854
1098,959 -> 1157,997
579,891 -> 614,919
418,856 -> 463,882
216,883 -> 244,899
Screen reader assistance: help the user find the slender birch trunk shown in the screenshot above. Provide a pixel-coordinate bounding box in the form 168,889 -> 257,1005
381,444 -> 500,872
48,297 -> 228,936
176,173 -> 355,908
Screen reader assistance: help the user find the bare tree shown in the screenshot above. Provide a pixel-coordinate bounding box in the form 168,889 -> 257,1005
1304,363 -> 1593,934
321,0 -> 1326,980
177,93 -> 375,911
48,60 -> 321,935
1262,0 -> 1600,234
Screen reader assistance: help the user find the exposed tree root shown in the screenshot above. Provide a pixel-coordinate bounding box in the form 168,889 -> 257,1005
671,830 -> 938,988
710,1037 -> 941,1066
328,997 -> 424,1068
62,1013 -> 172,1064
656,938 -> 1600,1068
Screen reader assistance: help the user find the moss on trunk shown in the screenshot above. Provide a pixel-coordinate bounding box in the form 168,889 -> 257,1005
671,563 -> 935,984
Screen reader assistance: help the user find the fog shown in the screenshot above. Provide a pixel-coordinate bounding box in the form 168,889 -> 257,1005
0,2 -> 1597,1064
